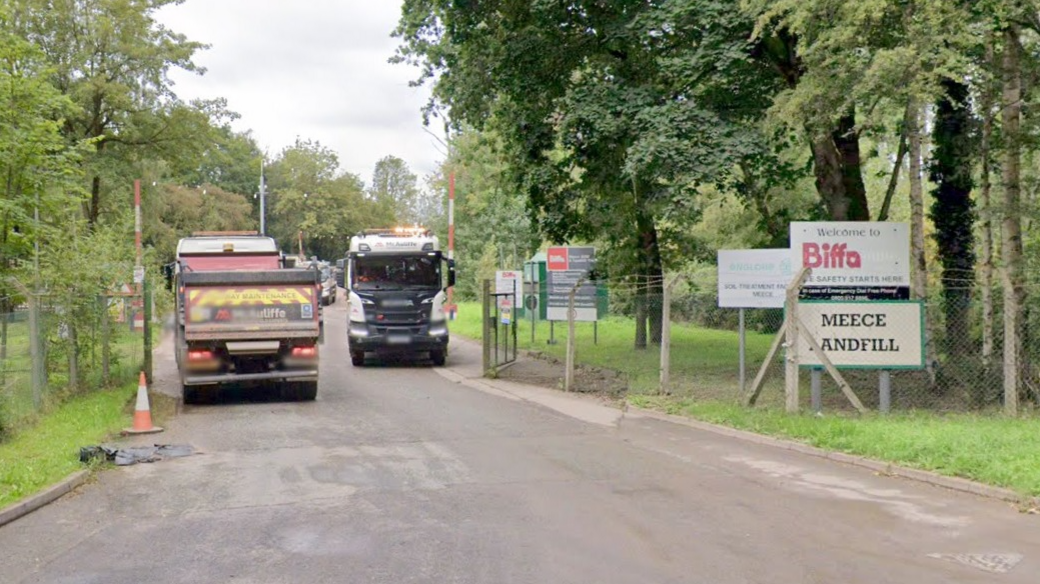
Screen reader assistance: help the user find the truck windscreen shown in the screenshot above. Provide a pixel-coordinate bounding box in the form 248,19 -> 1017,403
353,255 -> 441,290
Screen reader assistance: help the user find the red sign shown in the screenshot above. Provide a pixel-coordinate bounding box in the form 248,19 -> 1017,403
547,247 -> 568,271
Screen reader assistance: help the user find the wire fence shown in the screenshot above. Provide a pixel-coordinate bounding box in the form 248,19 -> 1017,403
0,292 -> 146,435
494,271 -> 1040,414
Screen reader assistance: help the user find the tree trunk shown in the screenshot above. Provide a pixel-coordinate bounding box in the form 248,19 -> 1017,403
906,100 -> 936,383
634,293 -> 647,350
1002,24 -> 1024,415
810,112 -> 870,220
929,79 -> 976,362
89,174 -> 101,225
632,179 -> 663,347
876,122 -> 908,222
634,190 -> 663,345
980,40 -> 996,376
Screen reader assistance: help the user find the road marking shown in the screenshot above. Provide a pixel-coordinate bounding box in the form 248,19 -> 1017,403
927,553 -> 1023,574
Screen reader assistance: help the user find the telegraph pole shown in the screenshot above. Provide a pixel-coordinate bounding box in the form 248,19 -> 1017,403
259,159 -> 267,235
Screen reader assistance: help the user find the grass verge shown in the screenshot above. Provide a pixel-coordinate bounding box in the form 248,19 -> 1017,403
0,383 -> 136,509
450,301 -> 1040,498
630,396 -> 1040,498
450,301 -> 781,401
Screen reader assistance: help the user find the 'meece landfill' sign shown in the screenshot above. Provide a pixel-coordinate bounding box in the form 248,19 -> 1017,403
717,249 -> 792,309
790,222 -> 910,300
796,301 -> 924,369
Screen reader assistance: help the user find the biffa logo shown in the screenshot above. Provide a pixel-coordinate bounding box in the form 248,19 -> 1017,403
803,243 -> 862,269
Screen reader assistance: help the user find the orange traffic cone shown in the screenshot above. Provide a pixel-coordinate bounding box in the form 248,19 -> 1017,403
123,371 -> 163,435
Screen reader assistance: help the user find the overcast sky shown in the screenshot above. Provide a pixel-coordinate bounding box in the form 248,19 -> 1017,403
156,0 -> 444,186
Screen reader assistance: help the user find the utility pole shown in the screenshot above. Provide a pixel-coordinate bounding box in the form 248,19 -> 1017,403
259,158 -> 267,235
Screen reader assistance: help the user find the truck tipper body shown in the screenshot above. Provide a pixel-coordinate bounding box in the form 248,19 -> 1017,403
173,233 -> 322,402
346,227 -> 455,366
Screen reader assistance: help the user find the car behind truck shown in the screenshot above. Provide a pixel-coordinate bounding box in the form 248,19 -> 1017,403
173,233 -> 322,403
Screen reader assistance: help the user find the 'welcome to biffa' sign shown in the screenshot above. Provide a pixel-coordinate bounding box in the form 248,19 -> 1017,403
795,301 -> 925,369
790,222 -> 910,300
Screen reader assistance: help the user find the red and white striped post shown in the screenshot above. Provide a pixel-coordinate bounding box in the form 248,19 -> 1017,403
447,171 -> 456,320
134,179 -> 142,277
132,180 -> 145,332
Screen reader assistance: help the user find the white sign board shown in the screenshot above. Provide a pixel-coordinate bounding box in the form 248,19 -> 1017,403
133,266 -> 145,284
717,249 -> 792,308
495,270 -> 520,295
790,222 -> 909,290
796,301 -> 924,369
495,270 -> 519,310
546,271 -> 598,321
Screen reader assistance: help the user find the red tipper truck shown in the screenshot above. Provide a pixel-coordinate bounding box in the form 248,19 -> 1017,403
173,232 -> 322,403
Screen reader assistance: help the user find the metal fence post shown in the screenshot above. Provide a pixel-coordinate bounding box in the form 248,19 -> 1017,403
565,285 -> 577,392
100,295 -> 110,384
811,368 -> 822,414
143,275 -> 153,383
738,308 -> 746,395
482,279 -> 491,375
879,370 -> 891,414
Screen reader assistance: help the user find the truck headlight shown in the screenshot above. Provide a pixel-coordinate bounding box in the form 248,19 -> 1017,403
428,324 -> 448,337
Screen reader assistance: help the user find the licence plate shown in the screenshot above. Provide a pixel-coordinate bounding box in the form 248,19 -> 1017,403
387,334 -> 412,345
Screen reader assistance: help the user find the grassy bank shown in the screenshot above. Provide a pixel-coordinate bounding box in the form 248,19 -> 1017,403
449,301 -> 1040,498
0,383 -> 136,509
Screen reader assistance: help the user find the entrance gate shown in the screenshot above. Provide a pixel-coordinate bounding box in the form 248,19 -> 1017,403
482,279 -> 518,374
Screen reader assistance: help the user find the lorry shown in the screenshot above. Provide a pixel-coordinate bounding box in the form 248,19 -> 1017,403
346,227 -> 455,366
172,232 -> 323,403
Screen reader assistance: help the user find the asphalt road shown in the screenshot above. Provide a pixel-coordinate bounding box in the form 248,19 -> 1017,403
0,297 -> 1036,583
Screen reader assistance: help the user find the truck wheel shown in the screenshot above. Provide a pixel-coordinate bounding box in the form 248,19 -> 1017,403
430,348 -> 446,367
282,381 -> 318,401
351,351 -> 365,367
183,385 -> 199,405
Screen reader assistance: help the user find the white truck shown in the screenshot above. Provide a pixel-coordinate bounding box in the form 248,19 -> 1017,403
346,227 -> 455,366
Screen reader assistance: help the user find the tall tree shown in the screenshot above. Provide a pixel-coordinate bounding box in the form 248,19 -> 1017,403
1001,21 -> 1024,414
396,0 -> 788,346
15,0 -> 204,225
928,79 -> 976,360
266,138 -> 392,260
369,155 -> 419,224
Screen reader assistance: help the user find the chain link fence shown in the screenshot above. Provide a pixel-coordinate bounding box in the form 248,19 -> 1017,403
507,271 -> 1040,414
0,292 -> 146,435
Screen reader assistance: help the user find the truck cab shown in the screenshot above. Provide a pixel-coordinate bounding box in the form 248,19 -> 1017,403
346,227 -> 455,366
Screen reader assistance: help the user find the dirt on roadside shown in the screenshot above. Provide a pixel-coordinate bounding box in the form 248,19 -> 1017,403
494,351 -> 629,398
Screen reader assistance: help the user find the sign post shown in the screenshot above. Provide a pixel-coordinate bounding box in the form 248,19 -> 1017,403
718,249 -> 791,395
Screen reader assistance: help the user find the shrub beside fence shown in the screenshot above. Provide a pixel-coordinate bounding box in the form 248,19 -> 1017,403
0,292 -> 146,435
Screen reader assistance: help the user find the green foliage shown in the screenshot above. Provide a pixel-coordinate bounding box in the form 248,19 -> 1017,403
369,155 -> 418,224
147,184 -> 255,262
442,128 -> 537,300
13,0 -> 206,224
396,1 -> 807,284
266,139 -> 394,260
0,382 -> 133,508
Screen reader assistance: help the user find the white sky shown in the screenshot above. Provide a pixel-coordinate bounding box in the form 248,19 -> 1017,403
156,0 -> 445,186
